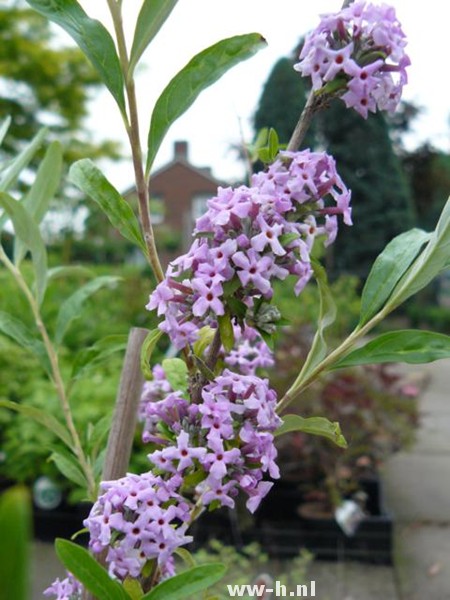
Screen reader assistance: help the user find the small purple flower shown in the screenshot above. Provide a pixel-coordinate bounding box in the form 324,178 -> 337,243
251,215 -> 286,256
192,279 -> 225,317
232,249 -> 273,296
44,573 -> 82,600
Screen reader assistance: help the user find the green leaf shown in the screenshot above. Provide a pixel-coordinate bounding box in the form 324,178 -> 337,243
359,228 -> 430,326
142,563 -> 227,600
298,260 -> 336,380
54,275 -> 120,345
334,330 -> 450,368
0,399 -> 73,450
146,33 -> 267,173
193,326 -> 215,358
14,141 -> 63,265
129,0 -> 178,76
275,415 -> 347,448
0,192 -> 48,305
26,0 -> 125,112
71,334 -> 128,381
69,159 -> 146,254
48,265 -> 94,281
55,539 -> 130,600
0,486 -> 32,600
123,577 -> 144,600
162,357 -> 189,394
218,313 -> 234,352
140,328 -> 163,380
0,127 -> 46,195
0,116 -> 11,147
268,128 -> 280,161
49,451 -> 87,488
389,197 -> 450,307
86,415 -> 112,457
174,547 -> 197,569
0,310 -> 50,373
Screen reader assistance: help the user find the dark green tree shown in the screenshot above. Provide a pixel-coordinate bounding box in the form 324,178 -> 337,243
402,144 -> 450,232
319,101 -> 415,278
253,50 -> 415,278
253,57 -> 316,150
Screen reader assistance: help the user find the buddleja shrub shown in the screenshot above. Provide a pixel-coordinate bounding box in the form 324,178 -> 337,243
1,1 -> 450,598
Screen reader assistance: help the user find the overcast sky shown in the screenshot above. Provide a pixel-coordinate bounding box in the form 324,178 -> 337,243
78,1 -> 449,190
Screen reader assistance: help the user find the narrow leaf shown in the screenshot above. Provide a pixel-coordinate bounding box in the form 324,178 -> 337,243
275,414 -> 347,448
0,399 -> 73,449
50,452 -> 87,488
140,328 -> 163,380
193,326 -> 215,358
14,141 -> 63,265
69,159 -> 146,254
143,563 -> 227,600
0,127 -> 46,194
298,260 -> 336,380
55,539 -> 130,600
174,547 -> 196,568
162,357 -> 188,394
146,33 -> 267,173
389,197 -> 450,307
48,265 -> 94,281
26,0 -> 125,112
0,192 -> 48,305
0,116 -> 11,147
218,313 -> 234,352
0,486 -> 32,600
71,334 -> 128,382
360,228 -> 430,325
54,276 -> 120,345
334,330 -> 450,368
129,0 -> 178,76
0,310 -> 50,373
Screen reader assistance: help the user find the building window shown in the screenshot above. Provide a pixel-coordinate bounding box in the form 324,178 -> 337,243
150,196 -> 165,224
191,194 -> 210,223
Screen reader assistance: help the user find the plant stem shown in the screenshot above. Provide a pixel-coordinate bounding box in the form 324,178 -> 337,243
0,247 -> 96,498
276,305 -> 391,414
286,91 -> 321,152
106,0 -> 164,282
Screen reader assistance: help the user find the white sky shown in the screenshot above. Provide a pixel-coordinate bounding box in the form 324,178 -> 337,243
78,1 -> 450,190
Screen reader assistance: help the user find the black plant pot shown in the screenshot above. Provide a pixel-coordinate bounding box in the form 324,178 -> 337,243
33,501 -> 91,544
190,476 -> 393,564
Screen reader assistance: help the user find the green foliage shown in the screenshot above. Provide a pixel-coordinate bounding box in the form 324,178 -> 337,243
161,358 -> 189,395
275,415 -> 347,448
0,4 -> 118,167
129,0 -> 179,77
359,228 -> 430,325
25,0 -> 125,113
147,33 -> 267,173
143,563 -> 227,600
0,486 -> 32,600
55,539 -> 130,600
335,330 -> 450,368
69,160 -> 147,256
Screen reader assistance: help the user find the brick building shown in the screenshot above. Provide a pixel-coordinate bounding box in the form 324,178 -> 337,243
124,141 -> 224,264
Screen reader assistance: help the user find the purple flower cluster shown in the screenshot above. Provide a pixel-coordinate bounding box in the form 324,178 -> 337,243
84,472 -> 192,581
295,1 -> 409,117
147,149 -> 351,350
44,573 -> 82,600
224,325 -> 275,375
146,369 -> 282,513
